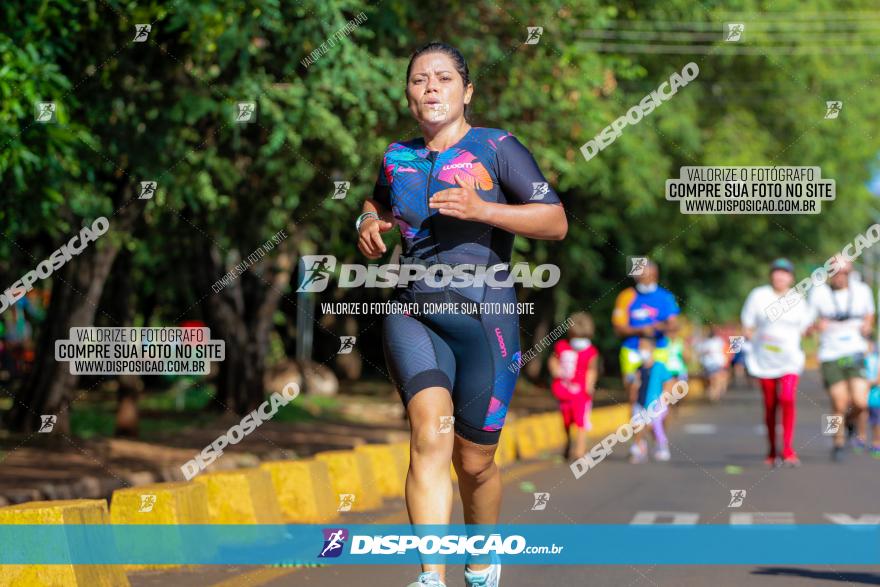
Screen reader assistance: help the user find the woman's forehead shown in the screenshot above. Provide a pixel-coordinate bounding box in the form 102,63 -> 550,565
410,53 -> 457,74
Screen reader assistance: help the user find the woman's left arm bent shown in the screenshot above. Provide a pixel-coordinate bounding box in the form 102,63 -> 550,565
429,173 -> 567,240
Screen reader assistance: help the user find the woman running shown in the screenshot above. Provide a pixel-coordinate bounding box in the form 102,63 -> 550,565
357,42 -> 567,587
740,258 -> 813,468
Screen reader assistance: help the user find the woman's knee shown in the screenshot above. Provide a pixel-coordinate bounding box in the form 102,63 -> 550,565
406,387 -> 454,463
455,443 -> 497,480
828,390 -> 848,412
410,426 -> 454,464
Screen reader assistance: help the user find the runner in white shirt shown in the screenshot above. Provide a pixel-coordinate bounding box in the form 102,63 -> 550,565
808,257 -> 875,462
741,258 -> 814,468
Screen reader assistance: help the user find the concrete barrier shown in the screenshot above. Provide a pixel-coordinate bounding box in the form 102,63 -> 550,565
192,469 -> 283,524
388,441 -> 411,488
522,415 -> 543,454
495,421 -> 517,466
315,450 -> 382,511
389,441 -> 410,473
514,406 -> 632,460
109,481 -> 211,571
0,499 -> 130,586
541,412 -> 567,449
260,459 -> 337,523
686,378 -> 706,400
355,444 -> 407,498
589,404 -> 631,438
514,417 -> 540,459
110,481 -> 210,525
530,415 -> 555,453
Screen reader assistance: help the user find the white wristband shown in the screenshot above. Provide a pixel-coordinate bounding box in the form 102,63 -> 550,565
356,212 -> 379,233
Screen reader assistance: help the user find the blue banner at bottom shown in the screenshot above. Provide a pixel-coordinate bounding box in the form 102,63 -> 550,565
0,524 -> 877,565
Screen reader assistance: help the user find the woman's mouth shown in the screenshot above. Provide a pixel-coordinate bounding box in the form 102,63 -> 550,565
425,102 -> 449,120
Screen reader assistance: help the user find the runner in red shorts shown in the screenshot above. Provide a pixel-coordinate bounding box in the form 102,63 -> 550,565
549,312 -> 600,460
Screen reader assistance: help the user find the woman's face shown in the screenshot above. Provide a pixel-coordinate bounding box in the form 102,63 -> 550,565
406,52 -> 472,127
769,269 -> 794,291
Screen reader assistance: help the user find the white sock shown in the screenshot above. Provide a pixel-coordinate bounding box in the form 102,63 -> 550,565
466,564 -> 493,575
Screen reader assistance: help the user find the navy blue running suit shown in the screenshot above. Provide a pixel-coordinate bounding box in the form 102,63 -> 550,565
372,127 -> 562,444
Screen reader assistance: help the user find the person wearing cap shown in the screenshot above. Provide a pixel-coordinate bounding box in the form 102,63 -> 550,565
740,258 -> 814,467
807,256 -> 875,462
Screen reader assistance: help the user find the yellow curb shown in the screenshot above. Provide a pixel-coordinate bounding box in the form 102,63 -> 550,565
110,482 -> 210,525
109,482 -> 211,572
389,441 -> 410,472
207,459 -> 561,587
541,412 -> 567,449
530,415 -> 554,453
515,406 -> 634,460
355,444 -> 407,498
589,404 -> 631,438
193,469 -> 283,524
0,499 -> 129,587
388,441 -> 411,488
528,415 -> 548,453
314,450 -> 382,512
260,459 -> 337,523
686,378 -> 706,400
495,422 -> 517,466
514,417 -> 540,459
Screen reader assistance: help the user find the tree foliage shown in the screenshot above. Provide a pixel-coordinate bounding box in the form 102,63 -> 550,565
1,0 -> 878,429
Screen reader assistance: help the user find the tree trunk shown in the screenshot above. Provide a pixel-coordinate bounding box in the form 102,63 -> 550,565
522,286 -> 554,381
196,231 -> 297,414
7,239 -> 117,432
114,375 -> 143,437
101,248 -> 144,437
6,188 -> 138,433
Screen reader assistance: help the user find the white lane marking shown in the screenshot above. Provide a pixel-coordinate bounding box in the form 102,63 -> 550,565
630,511 -> 699,525
753,424 -> 782,435
730,512 -> 795,525
630,512 -> 880,525
825,513 -> 880,524
683,423 -> 717,434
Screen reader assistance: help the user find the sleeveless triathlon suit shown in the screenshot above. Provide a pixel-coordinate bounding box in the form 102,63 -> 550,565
372,127 -> 562,444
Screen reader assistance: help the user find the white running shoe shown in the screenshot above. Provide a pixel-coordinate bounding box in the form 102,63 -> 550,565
629,440 -> 648,464
407,571 -> 446,587
654,445 -> 671,461
465,554 -> 501,586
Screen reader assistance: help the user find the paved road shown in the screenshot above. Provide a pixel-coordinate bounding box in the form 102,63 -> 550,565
132,371 -> 880,586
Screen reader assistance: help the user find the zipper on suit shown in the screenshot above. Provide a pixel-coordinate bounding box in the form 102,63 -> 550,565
426,151 -> 441,267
